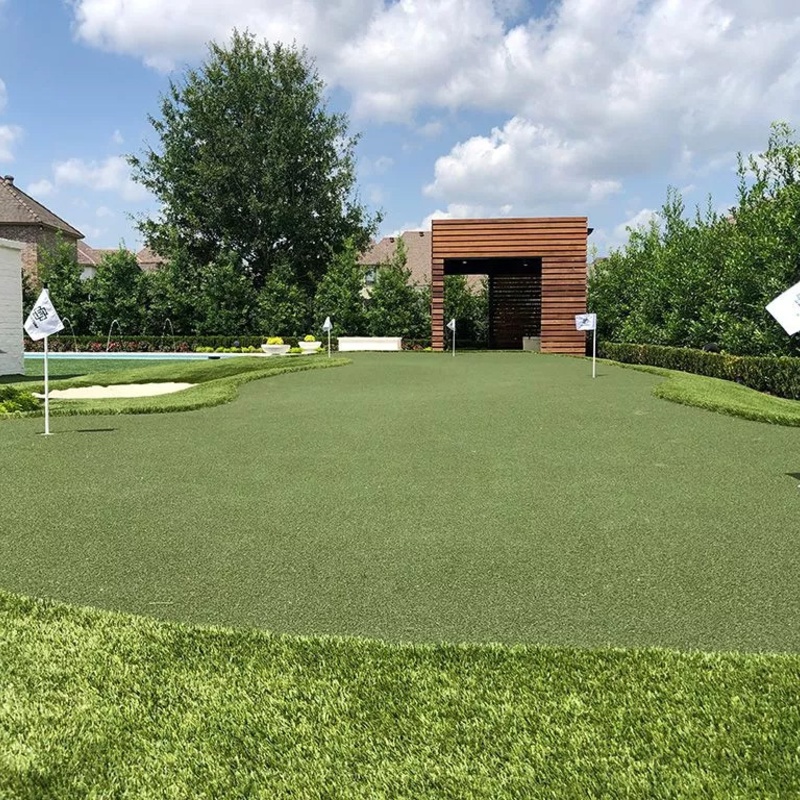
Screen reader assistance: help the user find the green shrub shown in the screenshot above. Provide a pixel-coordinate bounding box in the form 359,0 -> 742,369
0,386 -> 41,414
601,342 -> 800,399
266,336 -> 284,345
288,347 -> 302,354
303,334 -> 317,342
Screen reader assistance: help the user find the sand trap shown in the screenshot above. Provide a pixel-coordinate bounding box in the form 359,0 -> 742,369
33,382 -> 196,400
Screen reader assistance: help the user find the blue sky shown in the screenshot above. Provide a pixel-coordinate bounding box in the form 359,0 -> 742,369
1,0 -> 799,255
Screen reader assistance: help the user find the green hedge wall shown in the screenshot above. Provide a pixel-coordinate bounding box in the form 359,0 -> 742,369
601,342 -> 800,400
25,335 -> 435,354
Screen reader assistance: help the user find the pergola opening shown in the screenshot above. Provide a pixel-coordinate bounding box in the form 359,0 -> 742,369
431,217 -> 590,354
444,256 -> 542,349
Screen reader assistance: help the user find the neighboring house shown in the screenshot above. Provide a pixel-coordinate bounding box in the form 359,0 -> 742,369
359,230 -> 432,296
136,247 -> 166,272
0,175 -> 83,279
77,242 -> 119,281
79,244 -> 167,280
0,237 -> 24,376
359,229 -> 481,295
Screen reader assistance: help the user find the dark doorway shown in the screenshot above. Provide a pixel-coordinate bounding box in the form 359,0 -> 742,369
444,256 -> 542,350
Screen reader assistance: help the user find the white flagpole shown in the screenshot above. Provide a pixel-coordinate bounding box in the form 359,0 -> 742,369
43,335 -> 51,435
592,327 -> 597,379
327,329 -> 331,359
452,324 -> 455,357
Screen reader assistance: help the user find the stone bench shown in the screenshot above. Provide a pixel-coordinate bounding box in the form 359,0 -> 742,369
337,336 -> 403,352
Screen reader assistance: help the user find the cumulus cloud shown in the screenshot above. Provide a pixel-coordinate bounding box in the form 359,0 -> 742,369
50,156 -> 149,202
0,124 -> 21,162
70,0 -> 800,218
27,179 -> 54,197
0,77 -> 22,162
425,117 -> 622,212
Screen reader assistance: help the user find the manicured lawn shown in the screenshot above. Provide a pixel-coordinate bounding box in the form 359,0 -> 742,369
2,352 -> 799,651
2,590 -> 799,799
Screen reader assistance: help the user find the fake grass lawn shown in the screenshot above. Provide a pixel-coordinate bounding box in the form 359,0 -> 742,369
2,352 -> 800,651
2,590 -> 800,799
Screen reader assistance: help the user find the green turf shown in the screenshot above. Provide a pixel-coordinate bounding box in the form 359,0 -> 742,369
2,352 -> 800,651
2,590 -> 799,799
3,355 -> 349,415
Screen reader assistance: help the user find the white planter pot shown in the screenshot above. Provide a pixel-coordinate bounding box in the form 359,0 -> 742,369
261,344 -> 291,356
298,341 -> 321,354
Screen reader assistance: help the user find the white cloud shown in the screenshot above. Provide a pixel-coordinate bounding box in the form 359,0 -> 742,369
0,77 -> 22,162
96,205 -> 115,218
425,117 -> 621,212
27,179 -> 55,197
51,156 -> 148,202
112,129 -> 124,145
0,124 -> 21,162
70,0 -> 800,220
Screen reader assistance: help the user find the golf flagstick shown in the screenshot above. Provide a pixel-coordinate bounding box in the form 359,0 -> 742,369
447,318 -> 456,357
23,286 -> 64,435
323,316 -> 333,358
574,313 -> 597,378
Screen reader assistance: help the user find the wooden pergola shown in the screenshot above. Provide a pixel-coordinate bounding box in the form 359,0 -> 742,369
431,217 -> 591,353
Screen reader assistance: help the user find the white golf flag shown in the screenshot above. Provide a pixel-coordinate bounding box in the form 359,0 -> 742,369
446,318 -> 456,331
322,316 -> 333,332
24,288 -> 64,341
766,280 -> 800,335
575,313 -> 597,331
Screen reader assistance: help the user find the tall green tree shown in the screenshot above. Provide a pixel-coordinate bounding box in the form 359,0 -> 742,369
313,238 -> 368,335
37,235 -> 90,333
88,249 -> 148,337
255,262 -> 311,337
129,30 -> 380,296
589,122 -> 800,356
366,239 -> 429,339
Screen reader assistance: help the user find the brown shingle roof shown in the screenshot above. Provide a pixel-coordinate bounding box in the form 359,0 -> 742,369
77,241 -> 119,265
0,175 -> 83,239
136,247 -> 166,271
359,230 -> 431,285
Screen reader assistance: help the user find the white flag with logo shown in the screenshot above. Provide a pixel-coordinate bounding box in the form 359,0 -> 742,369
446,318 -> 456,331
575,313 -> 597,331
24,288 -> 64,341
766,280 -> 800,335
322,316 -> 333,332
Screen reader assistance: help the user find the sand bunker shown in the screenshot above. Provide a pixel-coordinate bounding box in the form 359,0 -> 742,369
34,382 -> 196,400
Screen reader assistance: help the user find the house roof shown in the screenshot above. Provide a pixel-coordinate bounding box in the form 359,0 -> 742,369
77,241 -> 118,266
136,247 -> 166,271
359,230 -> 431,285
0,175 -> 83,239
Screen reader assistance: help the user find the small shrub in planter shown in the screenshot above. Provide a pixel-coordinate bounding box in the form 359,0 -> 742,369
266,336 -> 284,345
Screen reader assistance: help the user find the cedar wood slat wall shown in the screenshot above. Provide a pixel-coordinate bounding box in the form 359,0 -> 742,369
431,217 -> 588,353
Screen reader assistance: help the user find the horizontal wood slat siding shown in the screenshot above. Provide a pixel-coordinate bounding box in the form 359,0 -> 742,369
431,218 -> 588,354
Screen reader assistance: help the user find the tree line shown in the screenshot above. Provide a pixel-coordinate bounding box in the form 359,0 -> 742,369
29,235 -> 489,345
589,123 -> 800,357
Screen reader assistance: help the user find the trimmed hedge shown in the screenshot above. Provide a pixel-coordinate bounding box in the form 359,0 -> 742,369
601,342 -> 800,400
26,334 -> 437,353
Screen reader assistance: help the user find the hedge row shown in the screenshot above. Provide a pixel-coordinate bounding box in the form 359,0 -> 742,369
25,335 -> 436,353
601,342 -> 800,400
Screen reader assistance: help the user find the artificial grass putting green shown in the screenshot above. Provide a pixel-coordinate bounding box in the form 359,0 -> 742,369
1,352 -> 800,651
5,355 -> 349,416
2,590 -> 799,799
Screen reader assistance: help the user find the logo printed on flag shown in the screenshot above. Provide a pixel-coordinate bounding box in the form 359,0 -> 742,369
24,289 -> 64,341
766,280 -> 800,335
446,318 -> 456,331
575,313 -> 596,331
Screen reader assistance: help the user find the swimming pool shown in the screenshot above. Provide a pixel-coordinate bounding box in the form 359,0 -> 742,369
24,352 -> 251,361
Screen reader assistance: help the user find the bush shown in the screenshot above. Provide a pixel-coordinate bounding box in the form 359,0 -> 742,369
0,386 -> 41,415
601,342 -> 800,399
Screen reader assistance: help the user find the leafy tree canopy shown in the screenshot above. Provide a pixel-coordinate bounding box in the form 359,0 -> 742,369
129,31 -> 380,294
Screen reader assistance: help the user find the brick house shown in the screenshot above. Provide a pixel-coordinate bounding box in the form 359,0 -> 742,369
0,175 -> 83,279
358,230 -> 481,296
